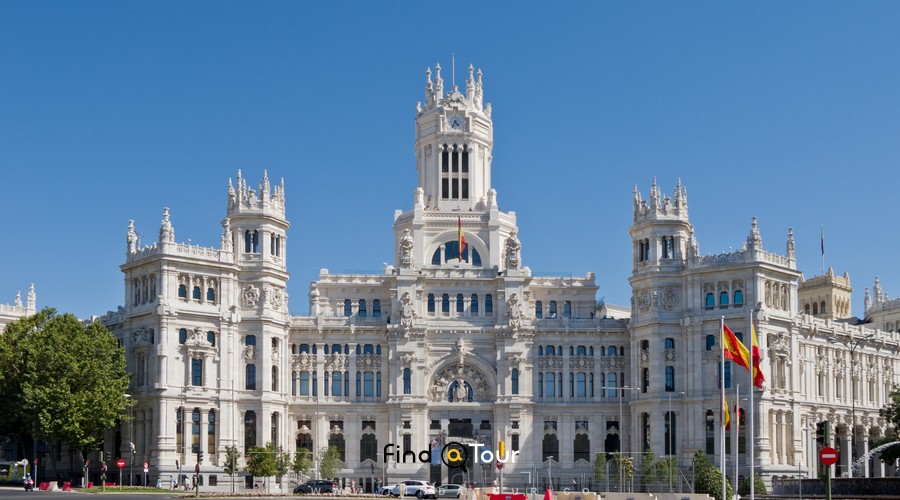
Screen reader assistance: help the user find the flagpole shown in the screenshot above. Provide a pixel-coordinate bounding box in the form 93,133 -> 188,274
821,224 -> 825,275
750,309 -> 756,500
721,316 -> 727,500
734,384 -> 739,496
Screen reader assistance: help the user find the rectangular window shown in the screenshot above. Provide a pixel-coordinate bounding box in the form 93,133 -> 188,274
191,358 -> 203,386
511,434 -> 519,452
403,368 -> 411,395
665,366 -> 675,392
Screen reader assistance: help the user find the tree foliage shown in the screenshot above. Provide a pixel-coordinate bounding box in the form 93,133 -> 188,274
692,450 -> 732,500
223,446 -> 240,476
245,445 -> 277,478
592,452 -> 607,482
877,387 -> 900,464
318,445 -> 342,480
0,309 -> 131,458
738,473 -> 767,496
292,447 -> 312,477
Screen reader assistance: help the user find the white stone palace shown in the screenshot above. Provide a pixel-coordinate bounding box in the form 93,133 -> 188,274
21,64 -> 900,490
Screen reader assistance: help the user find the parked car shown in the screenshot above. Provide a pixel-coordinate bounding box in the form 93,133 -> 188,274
436,484 -> 462,498
293,480 -> 339,494
381,483 -> 398,496
390,480 -> 437,499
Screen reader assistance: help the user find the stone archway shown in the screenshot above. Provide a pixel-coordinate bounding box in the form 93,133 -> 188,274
427,346 -> 497,402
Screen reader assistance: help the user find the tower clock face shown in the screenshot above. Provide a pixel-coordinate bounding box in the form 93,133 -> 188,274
448,114 -> 464,130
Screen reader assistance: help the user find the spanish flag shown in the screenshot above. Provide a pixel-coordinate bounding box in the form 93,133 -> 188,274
722,323 -> 751,373
723,396 -> 731,430
458,215 -> 467,262
751,323 -> 765,388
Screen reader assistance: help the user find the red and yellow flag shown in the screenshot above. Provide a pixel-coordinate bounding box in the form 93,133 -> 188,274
723,396 -> 731,430
722,323 -> 751,373
458,215 -> 467,262
751,322 -> 765,388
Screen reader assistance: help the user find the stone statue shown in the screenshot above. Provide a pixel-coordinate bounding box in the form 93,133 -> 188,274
504,229 -> 521,270
243,284 -> 260,306
399,229 -> 414,269
127,220 -> 138,254
399,292 -> 417,328
507,293 -> 523,330
454,378 -> 468,402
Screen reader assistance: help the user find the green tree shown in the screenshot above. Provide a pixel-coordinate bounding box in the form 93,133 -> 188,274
640,451 -> 657,491
737,473 -> 767,496
610,452 -> 635,490
292,447 -> 313,477
245,445 -> 277,478
223,446 -> 240,476
0,309 -> 130,463
272,443 -> 290,478
877,387 -> 900,463
318,445 -> 342,480
592,452 -> 607,483
654,456 -> 678,491
692,450 -> 732,500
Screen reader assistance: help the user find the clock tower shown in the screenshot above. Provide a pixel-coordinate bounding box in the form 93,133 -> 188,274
414,63 -> 494,212
392,63 -> 520,274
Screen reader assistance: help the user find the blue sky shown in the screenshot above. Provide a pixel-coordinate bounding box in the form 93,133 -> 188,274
2,2 -> 899,318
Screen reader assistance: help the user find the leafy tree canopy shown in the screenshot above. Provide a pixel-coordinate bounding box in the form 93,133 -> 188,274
0,309 -> 131,457
692,450 -> 733,500
293,447 -> 312,477
319,445 -> 342,480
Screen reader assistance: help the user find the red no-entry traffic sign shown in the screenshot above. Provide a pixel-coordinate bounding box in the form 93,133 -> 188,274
116,459 -> 126,469
819,446 -> 838,466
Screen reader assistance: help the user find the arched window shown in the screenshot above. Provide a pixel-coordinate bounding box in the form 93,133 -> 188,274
821,301 -> 827,314
535,301 -> 543,319
485,294 -> 493,313
641,340 -> 649,352
734,290 -> 743,306
546,345 -> 556,356
364,372 -> 375,397
576,345 -> 587,356
549,301 -> 558,319
403,368 -> 411,394
563,301 -> 572,318
246,335 -> 256,347
706,293 -> 715,308
206,287 -> 216,302
344,299 -> 352,317
706,335 -> 715,351
376,345 -> 382,355
813,303 -> 818,315
607,346 -> 617,357
331,371 -> 342,396
665,338 -> 675,350
299,343 -> 310,353
471,294 -> 479,314
428,293 -> 435,313
432,248 -> 441,265
373,299 -> 381,318
358,299 -> 367,318
574,433 -> 591,462
457,294 -> 465,313
207,331 -> 216,347
179,328 -> 187,344
328,433 -> 346,462
192,286 -> 201,300
542,434 -> 559,462
705,410 -> 715,454
246,364 -> 256,390
719,291 -> 728,306
178,284 -> 187,298
442,293 -> 450,314
511,369 -> 519,395
805,304 -> 810,314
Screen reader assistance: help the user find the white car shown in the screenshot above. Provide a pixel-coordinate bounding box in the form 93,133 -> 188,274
390,480 -> 437,499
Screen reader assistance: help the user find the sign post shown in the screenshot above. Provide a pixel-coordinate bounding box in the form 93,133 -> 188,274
144,462 -> 149,488
497,460 -> 503,493
819,443 -> 837,500
117,459 -> 126,488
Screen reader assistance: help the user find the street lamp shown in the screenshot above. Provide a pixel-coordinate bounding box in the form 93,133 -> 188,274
667,391 -> 686,493
124,394 -> 133,486
545,456 -> 554,491
827,333 -> 875,478
617,386 -> 639,490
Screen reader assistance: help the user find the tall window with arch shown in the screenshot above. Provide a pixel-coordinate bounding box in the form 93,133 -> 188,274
246,364 -> 256,390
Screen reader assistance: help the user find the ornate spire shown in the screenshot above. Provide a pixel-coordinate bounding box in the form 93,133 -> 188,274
221,219 -> 233,252
874,276 -> 883,303
466,64 -> 475,100
786,227 -> 795,260
747,217 -> 762,250
159,208 -> 175,243
14,291 -> 22,308
475,68 -> 483,109
127,220 -> 138,254
26,283 -> 35,312
864,287 -> 871,311
425,67 -> 433,106
434,63 -> 444,100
